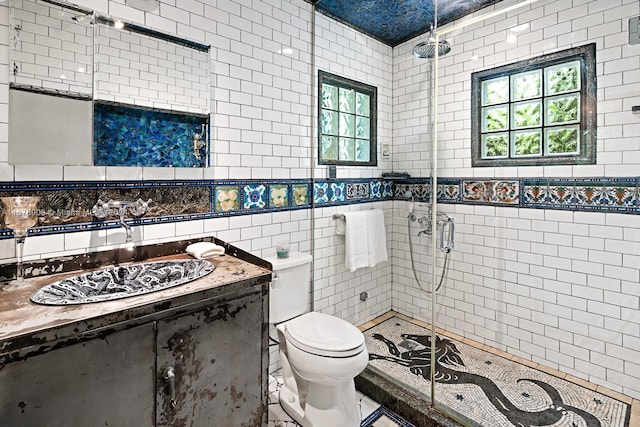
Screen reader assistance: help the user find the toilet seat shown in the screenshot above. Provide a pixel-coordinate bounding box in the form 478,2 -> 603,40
284,312 -> 365,358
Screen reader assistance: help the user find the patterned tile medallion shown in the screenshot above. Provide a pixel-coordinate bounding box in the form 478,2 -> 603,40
292,183 -> 310,206
463,180 -> 520,205
437,183 -> 461,203
313,182 -> 329,204
215,186 -> 239,212
269,185 -> 289,208
364,317 -> 631,427
370,181 -> 382,199
330,182 -> 346,203
243,184 -> 266,209
347,182 -> 370,200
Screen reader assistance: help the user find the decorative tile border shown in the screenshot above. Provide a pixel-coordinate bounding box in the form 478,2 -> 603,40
0,177 -> 637,240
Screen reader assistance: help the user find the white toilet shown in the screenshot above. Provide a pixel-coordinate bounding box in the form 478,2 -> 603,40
265,252 -> 368,427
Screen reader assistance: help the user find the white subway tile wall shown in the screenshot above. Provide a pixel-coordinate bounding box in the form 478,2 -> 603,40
94,24 -> 210,113
10,0 -> 93,95
0,0 -> 638,400
392,0 -> 640,399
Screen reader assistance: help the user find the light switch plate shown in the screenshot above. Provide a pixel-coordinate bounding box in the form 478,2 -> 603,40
630,16 -> 640,45
382,143 -> 390,159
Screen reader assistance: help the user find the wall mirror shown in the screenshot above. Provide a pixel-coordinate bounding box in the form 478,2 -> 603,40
8,0 -> 211,168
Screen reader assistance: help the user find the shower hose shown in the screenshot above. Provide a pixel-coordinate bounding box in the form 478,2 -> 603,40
407,214 -> 451,293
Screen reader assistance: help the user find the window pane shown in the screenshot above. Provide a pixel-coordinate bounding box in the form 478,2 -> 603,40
321,110 -> 338,135
546,94 -> 580,125
356,93 -> 370,117
321,136 -> 338,160
482,105 -> 509,131
356,116 -> 370,139
356,139 -> 370,162
512,130 -> 541,156
511,69 -> 541,101
339,113 -> 355,137
546,60 -> 580,95
339,87 -> 355,113
512,100 -> 541,128
546,125 -> 579,155
482,133 -> 509,158
321,83 -> 338,110
481,77 -> 509,105
339,137 -> 355,161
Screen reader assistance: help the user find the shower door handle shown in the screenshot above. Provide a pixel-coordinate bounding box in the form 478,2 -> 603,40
439,218 -> 455,254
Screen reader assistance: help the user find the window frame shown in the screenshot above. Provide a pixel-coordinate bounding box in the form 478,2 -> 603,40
471,43 -> 596,167
318,70 -> 377,167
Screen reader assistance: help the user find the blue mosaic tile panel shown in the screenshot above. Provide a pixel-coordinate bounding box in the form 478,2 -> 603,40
243,184 -> 266,209
94,101 -> 209,167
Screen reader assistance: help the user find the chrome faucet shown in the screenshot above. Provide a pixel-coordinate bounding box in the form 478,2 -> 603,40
92,198 -> 151,243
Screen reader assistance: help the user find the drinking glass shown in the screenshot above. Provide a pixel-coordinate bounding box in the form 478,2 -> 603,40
2,196 -> 41,285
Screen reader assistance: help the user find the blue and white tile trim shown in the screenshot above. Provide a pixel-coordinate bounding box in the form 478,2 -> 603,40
0,177 -> 638,239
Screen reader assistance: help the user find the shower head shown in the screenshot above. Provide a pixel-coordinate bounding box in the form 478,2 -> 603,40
412,38 -> 451,59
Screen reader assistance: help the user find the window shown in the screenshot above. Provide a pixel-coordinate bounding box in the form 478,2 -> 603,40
471,44 -> 596,167
318,71 -> 377,166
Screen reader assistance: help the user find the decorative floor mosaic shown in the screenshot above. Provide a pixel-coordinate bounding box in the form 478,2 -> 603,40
361,407 -> 416,427
363,316 -> 632,427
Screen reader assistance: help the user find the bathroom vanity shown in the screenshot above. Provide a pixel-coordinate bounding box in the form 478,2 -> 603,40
0,240 -> 271,426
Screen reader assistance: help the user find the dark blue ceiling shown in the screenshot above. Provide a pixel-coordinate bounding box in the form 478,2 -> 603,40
310,0 -> 502,46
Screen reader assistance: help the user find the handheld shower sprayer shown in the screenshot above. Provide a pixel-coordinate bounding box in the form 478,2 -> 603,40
405,191 -> 416,221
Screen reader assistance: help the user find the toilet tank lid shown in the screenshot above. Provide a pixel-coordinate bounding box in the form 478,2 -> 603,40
263,252 -> 312,271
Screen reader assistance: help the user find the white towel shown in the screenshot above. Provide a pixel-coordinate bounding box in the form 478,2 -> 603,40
367,209 -> 388,267
343,211 -> 371,272
343,209 -> 388,272
186,242 -> 225,259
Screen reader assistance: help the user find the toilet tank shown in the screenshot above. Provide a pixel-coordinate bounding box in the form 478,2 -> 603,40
263,252 -> 312,324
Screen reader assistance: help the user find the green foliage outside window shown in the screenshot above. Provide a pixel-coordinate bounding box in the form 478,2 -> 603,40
473,46 -> 595,166
318,71 -> 377,166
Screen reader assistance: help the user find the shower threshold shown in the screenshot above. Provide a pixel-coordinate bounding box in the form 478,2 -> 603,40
358,311 -> 635,427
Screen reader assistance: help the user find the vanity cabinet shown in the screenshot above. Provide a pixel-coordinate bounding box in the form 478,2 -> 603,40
0,251 -> 270,427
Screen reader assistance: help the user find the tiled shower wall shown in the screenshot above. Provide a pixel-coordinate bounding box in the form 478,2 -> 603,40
392,0 -> 640,399
0,0 -> 394,330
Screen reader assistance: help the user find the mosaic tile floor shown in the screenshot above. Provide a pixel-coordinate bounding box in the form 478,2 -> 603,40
267,374 -> 414,427
363,315 -> 633,427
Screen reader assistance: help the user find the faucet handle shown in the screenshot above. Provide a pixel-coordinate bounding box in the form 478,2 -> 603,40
129,198 -> 151,218
91,199 -> 110,220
